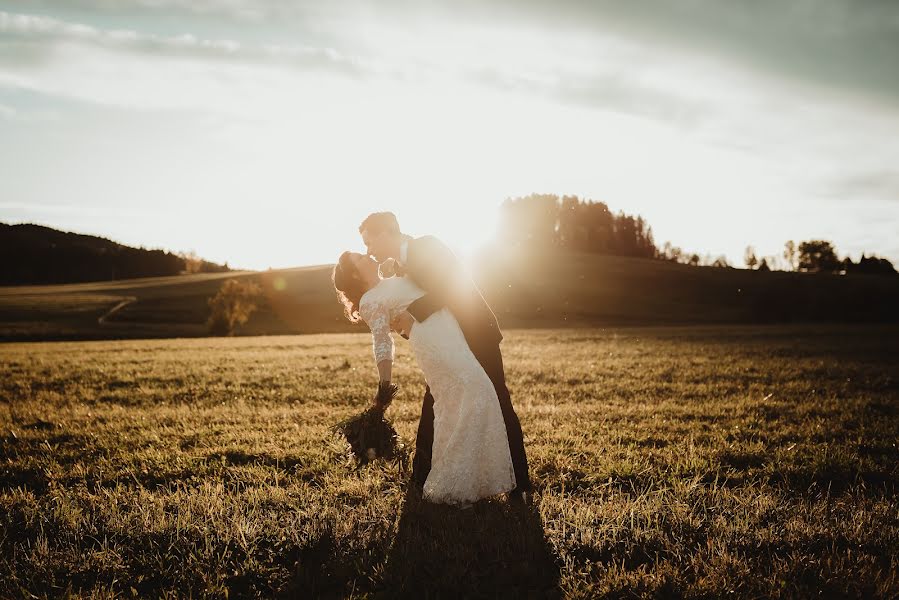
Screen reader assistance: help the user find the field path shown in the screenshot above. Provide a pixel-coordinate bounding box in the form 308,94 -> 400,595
97,296 -> 137,325
0,270 -> 257,296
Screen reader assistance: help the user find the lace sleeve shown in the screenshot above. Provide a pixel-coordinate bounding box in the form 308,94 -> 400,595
360,298 -> 394,364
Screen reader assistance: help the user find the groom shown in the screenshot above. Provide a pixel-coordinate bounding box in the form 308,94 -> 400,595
359,212 -> 532,500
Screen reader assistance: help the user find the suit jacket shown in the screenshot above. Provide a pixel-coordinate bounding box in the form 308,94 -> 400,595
404,235 -> 503,349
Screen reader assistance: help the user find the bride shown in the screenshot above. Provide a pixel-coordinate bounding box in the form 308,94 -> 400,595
332,250 -> 516,507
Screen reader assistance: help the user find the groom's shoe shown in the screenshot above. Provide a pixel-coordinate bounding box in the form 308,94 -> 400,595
407,477 -> 424,495
410,471 -> 428,491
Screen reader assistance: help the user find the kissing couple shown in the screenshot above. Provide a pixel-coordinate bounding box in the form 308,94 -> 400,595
332,212 -> 533,508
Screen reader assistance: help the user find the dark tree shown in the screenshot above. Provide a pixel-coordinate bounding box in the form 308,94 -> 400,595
613,213 -> 637,255
498,194 -> 559,248
557,195 -> 581,249
783,240 -> 798,271
660,241 -> 683,263
844,254 -> 898,276
797,240 -> 840,273
579,200 -> 615,252
744,246 -> 758,269
179,250 -> 231,274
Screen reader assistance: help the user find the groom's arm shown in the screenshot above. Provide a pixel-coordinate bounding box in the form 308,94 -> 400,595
406,293 -> 444,324
405,236 -> 460,323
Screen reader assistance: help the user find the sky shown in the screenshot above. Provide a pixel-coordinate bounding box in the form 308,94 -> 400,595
1,0 -> 898,270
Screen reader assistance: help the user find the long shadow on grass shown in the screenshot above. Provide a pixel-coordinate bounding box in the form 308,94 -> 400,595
279,480 -> 561,599
374,482 -> 561,599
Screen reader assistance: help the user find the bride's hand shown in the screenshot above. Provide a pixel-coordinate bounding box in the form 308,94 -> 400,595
373,381 -> 399,410
378,258 -> 399,278
390,311 -> 414,337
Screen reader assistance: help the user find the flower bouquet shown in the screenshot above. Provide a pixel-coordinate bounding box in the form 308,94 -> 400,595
333,382 -> 402,465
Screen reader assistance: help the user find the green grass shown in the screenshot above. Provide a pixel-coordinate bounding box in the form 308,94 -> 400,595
1,325 -> 897,598
2,250 -> 897,341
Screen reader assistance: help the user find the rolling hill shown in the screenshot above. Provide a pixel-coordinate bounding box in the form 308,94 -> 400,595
1,247 -> 896,341
0,222 -> 229,285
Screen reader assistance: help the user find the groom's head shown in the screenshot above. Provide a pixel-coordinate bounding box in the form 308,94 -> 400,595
359,212 -> 403,263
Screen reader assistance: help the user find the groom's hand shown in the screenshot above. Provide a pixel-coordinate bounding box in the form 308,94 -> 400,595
391,311 -> 414,339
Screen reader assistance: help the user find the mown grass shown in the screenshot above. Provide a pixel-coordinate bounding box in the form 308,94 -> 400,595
1,325 -> 897,598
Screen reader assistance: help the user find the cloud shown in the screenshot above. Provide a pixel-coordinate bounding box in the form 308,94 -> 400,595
824,171 -> 899,201
8,3 -> 897,133
0,100 -> 58,121
0,10 -> 399,120
0,0 -> 271,23
0,9 -> 719,128
36,1 -> 895,104
468,67 -> 709,127
457,0 -> 899,106
0,11 -> 368,77
14,1 -> 899,105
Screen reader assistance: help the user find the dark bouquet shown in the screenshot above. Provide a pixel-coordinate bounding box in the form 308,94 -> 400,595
334,382 -> 402,465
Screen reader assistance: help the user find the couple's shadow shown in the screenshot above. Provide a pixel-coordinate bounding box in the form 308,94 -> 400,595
282,418 -> 560,598
373,479 -> 562,598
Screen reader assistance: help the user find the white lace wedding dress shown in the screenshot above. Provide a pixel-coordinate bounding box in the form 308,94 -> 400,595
359,275 -> 517,506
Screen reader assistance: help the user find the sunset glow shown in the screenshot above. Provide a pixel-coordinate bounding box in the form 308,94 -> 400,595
2,3 -> 898,269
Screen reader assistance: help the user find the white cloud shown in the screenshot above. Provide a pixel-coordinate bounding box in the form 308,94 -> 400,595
0,11 -> 366,75
0,13 -> 373,121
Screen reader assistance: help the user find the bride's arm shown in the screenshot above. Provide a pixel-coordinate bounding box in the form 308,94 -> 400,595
362,297 -> 401,409
376,358 -> 392,383
362,299 -> 395,384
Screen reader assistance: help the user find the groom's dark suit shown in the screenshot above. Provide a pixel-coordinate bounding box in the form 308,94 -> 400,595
400,235 -> 531,493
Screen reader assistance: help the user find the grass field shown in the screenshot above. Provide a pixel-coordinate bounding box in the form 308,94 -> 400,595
1,325 -> 897,598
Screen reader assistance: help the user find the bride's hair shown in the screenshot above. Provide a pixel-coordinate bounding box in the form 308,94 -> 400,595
332,251 -> 365,323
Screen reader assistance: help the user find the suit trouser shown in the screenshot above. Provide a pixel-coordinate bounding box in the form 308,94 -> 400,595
410,340 -> 532,493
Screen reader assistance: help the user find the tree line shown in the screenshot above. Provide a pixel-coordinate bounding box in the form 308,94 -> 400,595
498,194 -> 896,275
743,240 -> 896,275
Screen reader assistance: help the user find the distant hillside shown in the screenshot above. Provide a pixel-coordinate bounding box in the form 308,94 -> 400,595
0,223 -> 229,285
0,246 -> 897,341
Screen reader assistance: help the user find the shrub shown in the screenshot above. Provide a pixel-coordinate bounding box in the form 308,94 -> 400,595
206,278 -> 262,336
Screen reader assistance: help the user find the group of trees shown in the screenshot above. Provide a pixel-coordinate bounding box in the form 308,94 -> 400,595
744,240 -> 896,275
498,194 -> 731,267
495,194 -> 896,276
1,223 -> 186,284
0,223 -> 230,285
658,242 -> 731,268
498,194 -> 658,259
177,250 -> 231,275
